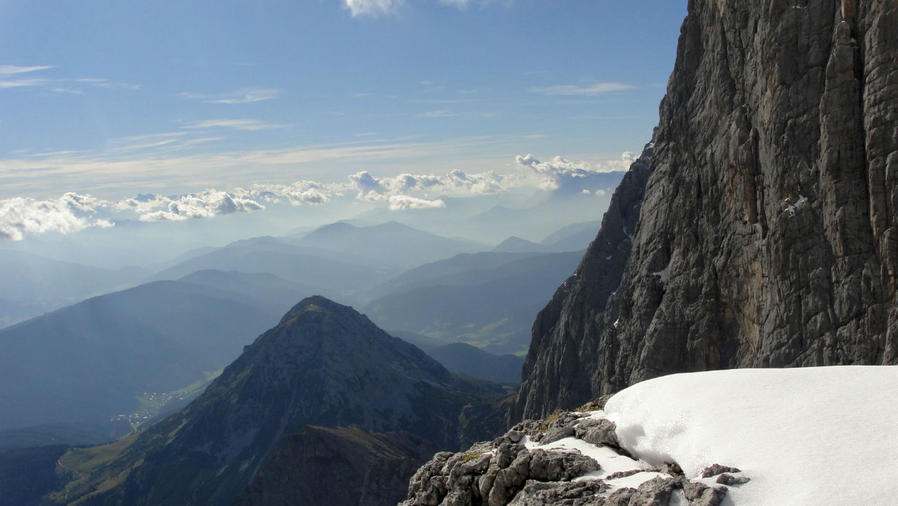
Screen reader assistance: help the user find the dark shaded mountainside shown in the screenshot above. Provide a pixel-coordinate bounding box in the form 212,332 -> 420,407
235,426 -> 439,506
512,0 -> 898,421
0,277 -> 288,437
46,297 -> 505,506
366,250 -> 583,355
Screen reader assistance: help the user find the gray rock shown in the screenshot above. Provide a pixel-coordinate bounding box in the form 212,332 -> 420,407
401,452 -> 453,505
488,452 -> 531,506
575,418 -> 620,448
511,0 -> 898,423
603,487 -> 635,505
715,473 -> 750,486
627,477 -> 681,506
603,469 -> 643,480
527,449 -> 600,482
493,442 -> 524,469
683,481 -> 727,506
541,425 -> 576,444
700,464 -> 741,478
507,420 -> 545,441
508,479 -> 609,505
506,430 -> 524,443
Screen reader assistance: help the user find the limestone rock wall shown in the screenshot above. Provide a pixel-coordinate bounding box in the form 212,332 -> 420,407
513,0 -> 898,420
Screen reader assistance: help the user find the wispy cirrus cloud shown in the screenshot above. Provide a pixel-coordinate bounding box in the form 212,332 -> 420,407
417,109 -> 458,118
0,78 -> 48,89
0,65 -> 140,93
178,88 -> 282,104
0,65 -> 54,75
344,0 -> 403,17
344,0 -> 492,17
182,119 -> 290,131
531,82 -> 634,96
73,77 -> 140,91
107,132 -> 189,152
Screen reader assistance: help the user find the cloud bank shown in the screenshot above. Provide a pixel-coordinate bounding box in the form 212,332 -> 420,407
388,195 -> 446,211
0,193 -> 113,241
1,151 -> 634,240
515,152 -> 636,192
348,169 -> 504,201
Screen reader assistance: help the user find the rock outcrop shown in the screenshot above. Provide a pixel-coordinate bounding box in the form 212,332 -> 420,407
402,406 -> 739,506
513,0 -> 898,420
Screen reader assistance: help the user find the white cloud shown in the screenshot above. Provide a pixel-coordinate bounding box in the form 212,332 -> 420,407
178,88 -> 281,104
182,119 -> 290,131
417,109 -> 458,118
515,153 -> 633,192
73,77 -> 140,91
344,0 -> 490,16
240,181 -> 330,206
344,0 -> 403,16
132,190 -> 265,222
531,82 -> 633,96
0,66 -> 139,94
348,169 -> 504,201
0,78 -> 48,89
0,65 -> 54,75
0,183 -> 329,240
388,195 -> 446,211
0,193 -> 113,241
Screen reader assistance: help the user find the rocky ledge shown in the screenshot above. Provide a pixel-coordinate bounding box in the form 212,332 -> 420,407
401,404 -> 749,506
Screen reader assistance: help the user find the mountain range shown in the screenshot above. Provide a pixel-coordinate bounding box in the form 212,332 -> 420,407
4,1 -> 897,504
0,275 -> 287,438
43,297 -> 505,505
365,250 -> 584,354
0,249 -> 147,328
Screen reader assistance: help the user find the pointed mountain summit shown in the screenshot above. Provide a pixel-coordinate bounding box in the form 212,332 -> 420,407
49,296 -> 504,505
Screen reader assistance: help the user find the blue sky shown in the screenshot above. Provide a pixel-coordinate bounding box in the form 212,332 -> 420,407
0,0 -> 686,198
0,0 -> 688,244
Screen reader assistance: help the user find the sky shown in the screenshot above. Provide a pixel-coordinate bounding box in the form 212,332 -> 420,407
0,0 -> 687,242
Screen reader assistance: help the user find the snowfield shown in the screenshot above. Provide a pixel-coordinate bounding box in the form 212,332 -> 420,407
603,366 -> 898,505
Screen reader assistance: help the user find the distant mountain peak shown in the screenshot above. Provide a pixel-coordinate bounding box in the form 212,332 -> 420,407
493,236 -> 545,253
278,295 -> 356,325
50,295 -> 504,505
314,221 -> 356,233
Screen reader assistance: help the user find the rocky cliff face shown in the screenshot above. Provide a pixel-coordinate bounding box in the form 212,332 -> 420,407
513,0 -> 898,420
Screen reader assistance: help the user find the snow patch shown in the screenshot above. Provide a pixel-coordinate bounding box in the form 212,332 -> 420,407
604,366 -> 898,505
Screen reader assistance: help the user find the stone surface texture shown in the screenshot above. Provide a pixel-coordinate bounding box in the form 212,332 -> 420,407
512,0 -> 898,421
401,409 -> 734,506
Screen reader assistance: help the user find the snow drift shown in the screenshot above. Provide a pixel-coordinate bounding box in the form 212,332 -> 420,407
604,366 -> 898,505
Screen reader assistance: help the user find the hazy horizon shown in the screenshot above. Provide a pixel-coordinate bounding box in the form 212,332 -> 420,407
1,0 -> 686,248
